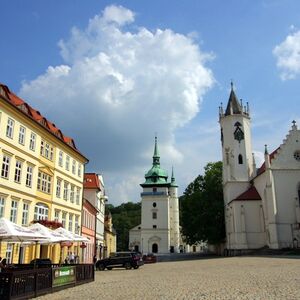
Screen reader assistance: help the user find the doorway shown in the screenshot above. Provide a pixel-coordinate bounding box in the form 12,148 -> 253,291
152,243 -> 158,253
134,245 -> 139,252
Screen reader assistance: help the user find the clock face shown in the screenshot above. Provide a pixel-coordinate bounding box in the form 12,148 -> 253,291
294,151 -> 300,161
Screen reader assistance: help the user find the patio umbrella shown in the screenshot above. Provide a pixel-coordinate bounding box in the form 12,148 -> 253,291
54,227 -> 90,264
0,218 -> 46,264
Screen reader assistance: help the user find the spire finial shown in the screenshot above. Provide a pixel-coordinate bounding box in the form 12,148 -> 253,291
230,80 -> 233,90
153,134 -> 160,165
292,120 -> 297,130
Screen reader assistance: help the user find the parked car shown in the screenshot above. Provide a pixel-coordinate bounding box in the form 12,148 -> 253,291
30,258 -> 52,267
96,252 -> 144,271
142,253 -> 157,263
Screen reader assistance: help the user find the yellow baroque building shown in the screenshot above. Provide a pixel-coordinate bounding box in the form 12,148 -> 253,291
0,83 -> 88,264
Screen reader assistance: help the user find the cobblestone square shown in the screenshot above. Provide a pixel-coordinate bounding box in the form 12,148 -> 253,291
37,257 -> 300,300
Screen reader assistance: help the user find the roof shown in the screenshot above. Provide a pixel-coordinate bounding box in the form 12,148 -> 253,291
225,86 -> 243,116
84,173 -> 101,190
0,83 -> 87,160
256,148 -> 279,176
234,186 -> 261,201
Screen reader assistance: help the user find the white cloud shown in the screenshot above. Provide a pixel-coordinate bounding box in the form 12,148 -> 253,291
20,5 -> 214,204
273,30 -> 300,80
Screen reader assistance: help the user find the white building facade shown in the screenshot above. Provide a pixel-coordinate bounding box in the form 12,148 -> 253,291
129,138 -> 180,254
220,83 -> 300,251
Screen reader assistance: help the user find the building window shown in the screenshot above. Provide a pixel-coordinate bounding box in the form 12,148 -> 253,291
1,155 -> 11,179
78,164 -> 81,177
153,225 -> 157,229
10,200 -> 18,223
153,202 -> 157,208
70,185 -> 75,203
63,181 -> 69,200
22,203 -> 29,226
14,160 -> 22,183
62,212 -> 67,228
54,210 -> 60,222
238,154 -> 243,164
6,243 -> 13,264
72,160 -> 76,174
66,156 -> 70,171
76,187 -> 80,205
75,215 -> 79,234
6,118 -> 14,138
29,132 -> 36,151
34,203 -> 49,220
26,165 -> 33,187
0,196 -> 5,218
40,140 -> 54,161
58,151 -> 63,167
56,179 -> 62,198
18,126 -> 26,145
153,187 -> 157,192
37,171 -> 51,194
152,212 -> 157,219
68,213 -> 73,232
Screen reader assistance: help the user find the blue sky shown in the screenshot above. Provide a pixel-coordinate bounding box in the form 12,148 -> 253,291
1,1 -> 300,204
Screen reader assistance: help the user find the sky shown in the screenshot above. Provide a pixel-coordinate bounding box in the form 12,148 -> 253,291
1,0 -> 300,205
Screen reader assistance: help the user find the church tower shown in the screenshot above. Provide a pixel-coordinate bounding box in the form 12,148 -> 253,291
219,83 -> 255,205
139,137 -> 180,254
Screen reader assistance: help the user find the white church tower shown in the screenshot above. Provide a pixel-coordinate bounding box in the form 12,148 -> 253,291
129,137 -> 180,254
219,82 -> 255,206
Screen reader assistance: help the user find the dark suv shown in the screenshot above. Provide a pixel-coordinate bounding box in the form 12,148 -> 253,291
96,252 -> 144,271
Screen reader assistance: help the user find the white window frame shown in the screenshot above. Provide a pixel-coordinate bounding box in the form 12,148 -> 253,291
22,202 -> 29,226
0,196 -> 5,218
56,179 -> 62,198
70,185 -> 75,203
76,187 -> 80,205
58,151 -> 63,167
29,132 -> 36,151
54,210 -> 60,222
62,212 -> 67,228
68,213 -> 73,232
63,181 -> 68,200
10,200 -> 18,223
34,203 -> 49,220
1,155 -> 10,179
26,165 -> 33,187
18,126 -> 26,145
66,156 -> 70,171
6,243 -> 13,264
75,215 -> 79,234
6,118 -> 14,138
14,160 -> 22,183
37,171 -> 51,194
78,164 -> 81,177
72,160 -> 76,175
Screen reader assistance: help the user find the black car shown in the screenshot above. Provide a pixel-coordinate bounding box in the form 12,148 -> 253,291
96,252 -> 144,271
30,258 -> 52,267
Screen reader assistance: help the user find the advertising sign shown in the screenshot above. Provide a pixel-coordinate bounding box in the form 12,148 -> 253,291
52,266 -> 76,287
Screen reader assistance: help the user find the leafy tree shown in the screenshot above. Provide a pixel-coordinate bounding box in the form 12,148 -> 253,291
180,161 -> 225,245
106,202 -> 141,251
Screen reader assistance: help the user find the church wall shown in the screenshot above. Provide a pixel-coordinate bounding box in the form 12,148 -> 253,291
128,229 -> 141,251
141,230 -> 169,253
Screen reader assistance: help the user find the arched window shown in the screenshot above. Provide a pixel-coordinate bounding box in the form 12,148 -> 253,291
34,203 -> 49,220
238,154 -> 243,164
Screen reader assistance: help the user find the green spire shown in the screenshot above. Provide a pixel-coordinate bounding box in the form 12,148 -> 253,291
153,136 -> 160,166
170,166 -> 178,187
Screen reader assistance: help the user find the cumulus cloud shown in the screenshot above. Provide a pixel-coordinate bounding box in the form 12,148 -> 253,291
20,5 -> 214,203
273,30 -> 300,80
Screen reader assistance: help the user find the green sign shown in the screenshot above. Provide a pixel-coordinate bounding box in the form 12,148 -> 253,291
52,266 -> 76,287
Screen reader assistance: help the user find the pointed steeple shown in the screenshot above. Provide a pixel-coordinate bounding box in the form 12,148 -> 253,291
225,82 -> 243,116
153,135 -> 160,166
170,166 -> 178,187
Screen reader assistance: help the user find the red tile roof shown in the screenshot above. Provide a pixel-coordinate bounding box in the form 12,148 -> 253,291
84,173 -> 101,190
233,186 -> 261,201
256,148 -> 279,176
0,83 -> 86,159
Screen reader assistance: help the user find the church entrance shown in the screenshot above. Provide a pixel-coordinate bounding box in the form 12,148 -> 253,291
152,243 -> 158,253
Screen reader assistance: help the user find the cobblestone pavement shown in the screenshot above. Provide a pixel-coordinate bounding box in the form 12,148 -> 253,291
36,256 -> 300,300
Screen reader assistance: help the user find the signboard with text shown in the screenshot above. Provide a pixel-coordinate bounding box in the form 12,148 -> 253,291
52,266 -> 76,287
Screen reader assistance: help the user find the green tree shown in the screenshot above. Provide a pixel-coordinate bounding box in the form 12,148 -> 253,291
180,161 -> 225,245
106,202 -> 141,251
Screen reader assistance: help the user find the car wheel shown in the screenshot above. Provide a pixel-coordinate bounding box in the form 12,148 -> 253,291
107,267 -> 112,270
98,264 -> 105,271
124,262 -> 132,270
133,266 -> 139,269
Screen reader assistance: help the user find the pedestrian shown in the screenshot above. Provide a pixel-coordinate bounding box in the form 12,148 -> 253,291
0,258 -> 7,272
93,255 -> 97,265
69,252 -> 75,264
